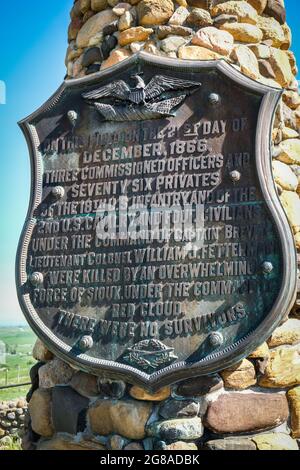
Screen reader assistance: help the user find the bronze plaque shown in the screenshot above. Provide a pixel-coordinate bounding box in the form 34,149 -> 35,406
17,54 -> 297,389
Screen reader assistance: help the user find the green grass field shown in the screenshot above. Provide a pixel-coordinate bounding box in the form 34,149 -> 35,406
0,326 -> 36,401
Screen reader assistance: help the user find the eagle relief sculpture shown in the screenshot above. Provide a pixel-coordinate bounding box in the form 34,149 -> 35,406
82,74 -> 201,122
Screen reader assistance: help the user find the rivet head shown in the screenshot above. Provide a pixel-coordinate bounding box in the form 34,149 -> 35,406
209,332 -> 223,348
262,261 -> 273,274
52,186 -> 65,199
29,272 -> 44,286
230,170 -> 241,182
67,110 -> 78,126
208,93 -> 221,106
79,335 -> 93,352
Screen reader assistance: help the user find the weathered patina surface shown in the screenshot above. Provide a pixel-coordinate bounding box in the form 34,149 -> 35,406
17,54 -> 296,389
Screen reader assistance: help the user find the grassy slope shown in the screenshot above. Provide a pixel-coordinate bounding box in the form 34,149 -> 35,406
0,326 -> 36,401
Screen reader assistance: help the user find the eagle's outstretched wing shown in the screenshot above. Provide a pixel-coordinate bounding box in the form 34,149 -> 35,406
145,76 -> 201,101
147,95 -> 186,115
82,80 -> 131,101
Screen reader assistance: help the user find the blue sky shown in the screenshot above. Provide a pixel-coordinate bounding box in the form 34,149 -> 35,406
0,1 -> 299,326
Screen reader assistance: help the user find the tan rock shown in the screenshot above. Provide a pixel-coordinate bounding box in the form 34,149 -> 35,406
77,9 -> 117,47
294,109 -> 300,130
137,0 -> 174,26
32,339 -> 54,362
258,56 -> 277,79
204,392 -> 289,434
157,25 -> 194,39
268,48 -> 294,87
28,389 -> 54,438
231,45 -> 260,80
119,26 -> 153,45
169,6 -> 190,25
113,3 -> 132,16
281,23 -> 292,50
252,433 -> 298,451
91,0 -> 108,11
83,11 -> 94,23
268,319 -> 300,347
287,386 -> 300,438
65,43 -> 83,64
247,0 -> 267,14
257,16 -> 286,48
272,161 -> 299,191
278,139 -> 300,165
286,50 -> 298,76
178,45 -> 222,60
80,0 -> 92,14
220,359 -> 257,390
160,35 -> 188,53
282,127 -> 299,140
272,127 -> 282,144
165,441 -> 198,450
143,40 -> 164,55
220,22 -> 263,44
211,1 -> 258,25
187,0 -> 209,6
70,371 -> 99,398
70,1 -> 82,19
68,18 -> 83,42
280,191 -> 300,233
186,8 -> 213,27
101,48 -> 132,69
88,399 -> 152,439
129,386 -> 171,401
72,56 -> 83,77
248,342 -> 269,359
38,358 -> 74,388
119,11 -> 135,31
37,434 -> 106,450
109,434 -> 125,450
295,232 -> 300,250
17,398 -> 27,408
282,90 -> 300,110
191,26 -> 234,56
259,346 -> 300,388
130,41 -> 146,53
259,59 -> 276,80
249,44 -> 271,59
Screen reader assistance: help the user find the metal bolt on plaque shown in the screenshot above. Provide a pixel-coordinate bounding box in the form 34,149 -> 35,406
262,261 -> 274,274
208,93 -> 221,106
230,170 -> 241,182
29,272 -> 44,287
67,110 -> 78,127
52,186 -> 65,199
79,336 -> 94,352
209,332 -> 224,348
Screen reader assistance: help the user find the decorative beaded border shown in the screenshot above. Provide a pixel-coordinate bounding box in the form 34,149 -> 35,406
16,53 -> 297,391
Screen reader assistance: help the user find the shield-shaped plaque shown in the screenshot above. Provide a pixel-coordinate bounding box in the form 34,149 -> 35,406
17,54 -> 297,390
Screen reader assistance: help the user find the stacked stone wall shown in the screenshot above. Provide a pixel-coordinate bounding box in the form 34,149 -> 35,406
0,399 -> 27,442
24,0 -> 300,451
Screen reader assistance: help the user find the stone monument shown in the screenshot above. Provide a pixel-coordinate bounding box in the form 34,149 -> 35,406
17,0 -> 300,451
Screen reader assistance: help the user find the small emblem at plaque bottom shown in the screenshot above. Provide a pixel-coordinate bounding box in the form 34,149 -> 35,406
122,340 -> 178,373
